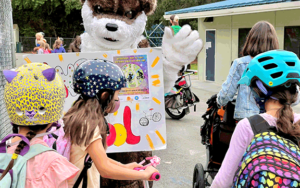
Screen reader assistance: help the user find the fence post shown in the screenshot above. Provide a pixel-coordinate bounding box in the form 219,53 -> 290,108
0,0 -> 14,140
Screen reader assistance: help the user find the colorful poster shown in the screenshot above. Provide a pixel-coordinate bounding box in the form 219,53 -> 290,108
22,48 -> 166,153
113,55 -> 150,101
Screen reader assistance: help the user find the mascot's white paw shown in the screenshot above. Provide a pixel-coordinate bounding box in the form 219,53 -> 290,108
162,25 -> 203,66
162,25 -> 203,93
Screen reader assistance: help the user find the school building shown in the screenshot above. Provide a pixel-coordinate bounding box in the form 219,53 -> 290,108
164,0 -> 300,85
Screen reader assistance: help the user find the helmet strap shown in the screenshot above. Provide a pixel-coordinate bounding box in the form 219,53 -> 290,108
254,80 -> 278,113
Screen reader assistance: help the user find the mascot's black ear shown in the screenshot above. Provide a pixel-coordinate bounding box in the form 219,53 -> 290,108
140,0 -> 157,15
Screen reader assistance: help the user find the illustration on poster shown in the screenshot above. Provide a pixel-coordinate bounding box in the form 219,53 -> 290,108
114,55 -> 151,101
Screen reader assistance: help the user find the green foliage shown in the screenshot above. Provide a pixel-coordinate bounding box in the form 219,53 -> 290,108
13,0 -> 224,37
12,0 -> 83,37
146,0 -> 225,30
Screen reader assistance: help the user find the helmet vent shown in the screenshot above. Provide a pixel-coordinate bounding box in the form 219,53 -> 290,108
271,72 -> 283,79
287,73 -> 300,78
286,62 -> 295,66
258,56 -> 273,63
263,63 -> 278,70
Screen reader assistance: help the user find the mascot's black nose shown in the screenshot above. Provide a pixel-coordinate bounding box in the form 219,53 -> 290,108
106,23 -> 118,32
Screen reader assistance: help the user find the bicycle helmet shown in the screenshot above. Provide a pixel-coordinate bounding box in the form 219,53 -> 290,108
238,50 -> 300,88
73,59 -> 127,98
3,63 -> 65,126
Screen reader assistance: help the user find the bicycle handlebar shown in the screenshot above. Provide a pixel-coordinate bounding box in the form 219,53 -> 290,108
134,156 -> 161,181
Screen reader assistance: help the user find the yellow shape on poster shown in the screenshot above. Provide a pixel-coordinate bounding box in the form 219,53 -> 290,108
155,130 -> 166,144
152,97 -> 161,105
151,56 -> 160,68
152,79 -> 160,86
114,123 -> 127,147
151,75 -> 159,79
146,134 -> 155,150
136,103 -> 140,111
117,50 -> 121,55
103,53 -> 108,58
58,54 -> 63,62
113,110 -> 118,116
24,57 -> 32,64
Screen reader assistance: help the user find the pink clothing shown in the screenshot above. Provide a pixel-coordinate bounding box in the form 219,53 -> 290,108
7,137 -> 79,188
44,49 -> 51,54
211,113 -> 300,188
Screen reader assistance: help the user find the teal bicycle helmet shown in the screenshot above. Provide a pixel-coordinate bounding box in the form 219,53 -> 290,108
238,50 -> 300,88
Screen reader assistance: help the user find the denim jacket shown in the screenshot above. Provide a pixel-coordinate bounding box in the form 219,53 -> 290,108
217,55 -> 259,119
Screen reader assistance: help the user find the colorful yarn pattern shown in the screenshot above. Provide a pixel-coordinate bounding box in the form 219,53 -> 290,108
232,132 -> 300,188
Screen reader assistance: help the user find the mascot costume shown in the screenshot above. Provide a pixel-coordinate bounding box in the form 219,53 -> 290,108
75,0 -> 203,187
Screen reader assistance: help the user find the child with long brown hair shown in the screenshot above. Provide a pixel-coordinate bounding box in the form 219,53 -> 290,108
63,59 -> 159,188
217,21 -> 280,121
1,63 -> 79,187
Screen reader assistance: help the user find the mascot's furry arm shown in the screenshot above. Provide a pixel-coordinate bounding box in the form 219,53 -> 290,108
162,25 -> 203,93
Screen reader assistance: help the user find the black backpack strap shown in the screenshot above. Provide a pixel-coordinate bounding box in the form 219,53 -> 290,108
73,154 -> 93,188
247,115 -> 272,135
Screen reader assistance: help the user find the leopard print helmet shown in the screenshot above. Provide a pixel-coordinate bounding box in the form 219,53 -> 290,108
3,63 -> 66,126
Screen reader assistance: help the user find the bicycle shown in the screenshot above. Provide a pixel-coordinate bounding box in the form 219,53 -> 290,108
134,156 -> 161,188
139,108 -> 162,126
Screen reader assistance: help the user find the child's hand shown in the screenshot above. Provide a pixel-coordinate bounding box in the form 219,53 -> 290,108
124,162 -> 143,170
144,166 -> 159,181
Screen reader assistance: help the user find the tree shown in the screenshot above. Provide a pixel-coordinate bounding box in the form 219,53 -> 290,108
12,0 -> 83,37
146,0 -> 225,31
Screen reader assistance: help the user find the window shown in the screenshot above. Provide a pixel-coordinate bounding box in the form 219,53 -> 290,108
238,28 -> 251,58
284,26 -> 300,58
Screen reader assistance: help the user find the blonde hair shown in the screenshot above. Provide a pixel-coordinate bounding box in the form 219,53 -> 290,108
241,21 -> 279,57
53,37 -> 62,49
36,32 -> 43,39
45,43 -> 50,50
36,33 -> 47,43
38,41 -> 45,49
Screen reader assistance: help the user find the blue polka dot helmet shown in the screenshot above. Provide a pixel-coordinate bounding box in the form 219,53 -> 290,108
73,59 -> 127,97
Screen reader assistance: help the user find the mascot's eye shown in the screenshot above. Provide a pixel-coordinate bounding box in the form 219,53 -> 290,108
16,107 -> 23,116
125,11 -> 134,19
94,5 -> 102,14
38,106 -> 46,115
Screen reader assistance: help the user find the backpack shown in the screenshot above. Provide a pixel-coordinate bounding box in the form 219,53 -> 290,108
232,115 -> 300,188
0,134 -> 53,188
43,120 -> 93,188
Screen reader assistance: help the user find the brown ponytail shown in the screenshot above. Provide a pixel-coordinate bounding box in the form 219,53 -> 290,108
0,131 -> 36,180
253,83 -> 300,147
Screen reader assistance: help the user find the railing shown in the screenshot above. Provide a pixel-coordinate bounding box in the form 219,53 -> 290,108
145,22 -> 165,47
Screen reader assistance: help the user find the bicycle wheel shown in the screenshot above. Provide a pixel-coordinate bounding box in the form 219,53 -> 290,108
139,117 -> 149,126
165,108 -> 186,120
152,112 -> 162,122
193,163 -> 205,188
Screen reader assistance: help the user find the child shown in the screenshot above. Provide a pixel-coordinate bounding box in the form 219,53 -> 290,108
63,59 -> 159,187
211,50 -> 300,187
37,41 -> 45,54
52,37 -> 66,53
1,63 -> 79,187
35,32 -> 46,46
44,43 -> 52,54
